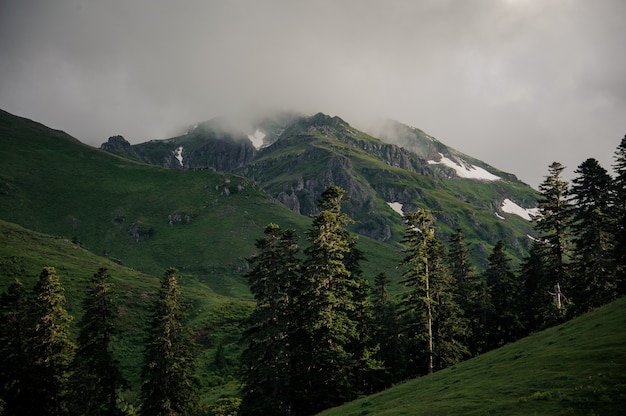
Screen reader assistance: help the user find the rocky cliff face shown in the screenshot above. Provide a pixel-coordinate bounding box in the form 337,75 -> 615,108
100,135 -> 137,158
185,135 -> 257,171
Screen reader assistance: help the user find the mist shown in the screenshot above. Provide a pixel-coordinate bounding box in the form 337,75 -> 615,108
1,0 -> 624,187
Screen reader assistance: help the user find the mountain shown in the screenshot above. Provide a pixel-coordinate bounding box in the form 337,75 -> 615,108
319,296 -> 626,416
100,111 -> 539,263
0,107 -> 540,403
0,108 -> 399,400
0,108 -> 410,297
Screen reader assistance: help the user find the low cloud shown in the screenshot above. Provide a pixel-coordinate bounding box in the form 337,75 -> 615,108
1,0 -> 624,187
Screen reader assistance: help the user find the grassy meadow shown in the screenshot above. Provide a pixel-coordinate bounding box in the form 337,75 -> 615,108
320,296 -> 626,416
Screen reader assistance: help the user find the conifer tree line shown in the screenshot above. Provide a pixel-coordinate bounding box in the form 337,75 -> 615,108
239,136 -> 626,416
0,267 -> 197,416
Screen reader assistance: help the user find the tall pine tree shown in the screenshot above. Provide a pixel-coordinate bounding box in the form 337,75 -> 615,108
239,224 -> 299,416
518,240 -> 563,333
70,268 -> 127,416
569,158 -> 617,314
447,228 -> 482,356
341,236 -> 383,395
140,268 -> 198,416
399,210 -> 436,376
399,210 -> 466,376
483,241 -> 524,350
533,161 -> 572,310
29,267 -> 75,416
429,236 -> 468,371
371,273 -> 405,385
290,185 -> 371,415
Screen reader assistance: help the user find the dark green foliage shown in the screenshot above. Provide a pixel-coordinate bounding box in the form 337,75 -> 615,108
568,158 -> 617,315
428,237 -> 468,371
239,224 -> 299,416
290,186 -> 374,415
483,241 -> 524,350
524,162 -> 573,331
29,267 -> 76,415
612,135 -> 626,295
371,273 -> 405,385
0,280 -> 29,415
533,162 -> 572,303
398,210 -> 436,376
140,268 -> 198,416
447,228 -> 483,356
519,241 -> 564,333
70,268 -> 127,416
399,210 -> 467,377
341,241 -> 384,395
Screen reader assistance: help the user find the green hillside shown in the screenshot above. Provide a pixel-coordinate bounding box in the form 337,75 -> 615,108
101,112 -> 539,265
0,109 -> 404,402
0,218 -> 255,399
0,110 -> 400,290
320,296 -> 626,416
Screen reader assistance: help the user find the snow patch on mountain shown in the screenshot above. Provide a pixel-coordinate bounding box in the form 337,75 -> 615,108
501,198 -> 539,221
428,153 -> 500,181
387,201 -> 405,216
248,129 -> 266,150
173,146 -> 184,166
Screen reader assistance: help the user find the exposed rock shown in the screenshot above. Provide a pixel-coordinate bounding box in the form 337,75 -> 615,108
100,135 -> 131,151
168,213 -> 191,225
128,221 -> 153,242
99,135 -> 143,161
186,134 -> 257,171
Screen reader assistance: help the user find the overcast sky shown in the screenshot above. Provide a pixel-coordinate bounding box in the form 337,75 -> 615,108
1,0 -> 624,188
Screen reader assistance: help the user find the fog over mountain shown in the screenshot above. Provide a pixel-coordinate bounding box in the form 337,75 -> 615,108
1,0 -> 624,188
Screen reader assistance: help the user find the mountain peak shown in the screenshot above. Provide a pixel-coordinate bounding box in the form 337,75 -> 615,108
100,135 -> 132,151
309,112 -> 347,127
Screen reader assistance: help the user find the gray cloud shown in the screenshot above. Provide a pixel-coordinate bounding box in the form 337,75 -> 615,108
1,0 -> 624,188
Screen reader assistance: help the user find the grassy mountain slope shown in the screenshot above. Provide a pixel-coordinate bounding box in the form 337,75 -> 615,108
320,296 -> 626,416
0,218 -> 258,400
0,110 -> 400,287
0,109 -> 411,399
100,112 -> 539,265
0,219 -> 165,391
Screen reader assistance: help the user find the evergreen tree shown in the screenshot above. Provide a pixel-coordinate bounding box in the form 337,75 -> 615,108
239,223 -> 299,416
70,268 -> 126,416
29,266 -> 75,416
428,236 -> 468,371
483,241 -> 524,350
447,228 -> 482,356
533,161 -> 572,308
371,273 -> 405,385
341,238 -> 384,395
399,210 -> 466,376
398,210 -> 435,376
140,268 -> 198,416
569,158 -> 617,314
290,185 -> 371,415
519,240 -> 563,333
612,135 -> 626,295
0,280 -> 29,416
